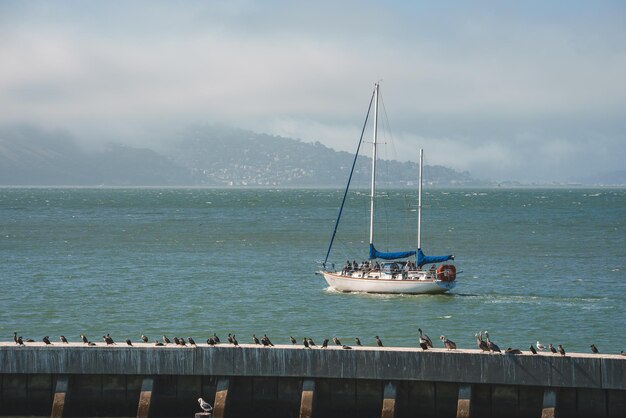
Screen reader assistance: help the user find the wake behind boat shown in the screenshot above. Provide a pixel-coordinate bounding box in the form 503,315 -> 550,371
319,82 -> 458,294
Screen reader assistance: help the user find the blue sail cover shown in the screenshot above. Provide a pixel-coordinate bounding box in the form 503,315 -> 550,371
369,244 -> 416,260
417,248 -> 454,267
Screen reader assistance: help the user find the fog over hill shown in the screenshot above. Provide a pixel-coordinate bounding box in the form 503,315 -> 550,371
2,124 -> 621,187
0,125 -> 486,187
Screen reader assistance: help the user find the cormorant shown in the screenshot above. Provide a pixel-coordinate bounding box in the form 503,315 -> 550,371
16,336 -> 24,346
355,337 -> 362,346
103,334 -> 115,345
342,345 -> 352,349
549,343 -> 557,354
418,328 -> 433,348
163,335 -> 171,345
253,334 -> 261,345
227,334 -> 234,344
60,335 -> 68,344
155,340 -> 164,346
173,337 -> 181,345
290,336 -> 297,345
262,334 -> 274,347
232,335 -> 239,346
81,334 -> 89,344
375,336 -> 383,347
529,345 -> 537,355
43,336 -> 52,345
307,338 -> 316,347
322,339 -> 329,348
505,348 -> 522,355
207,337 -> 215,346
303,338 -> 310,349
126,339 -> 133,346
590,344 -> 599,354
188,337 -> 197,346
213,333 -> 220,344
333,337 -> 341,346
141,335 -> 148,343
557,344 -> 566,356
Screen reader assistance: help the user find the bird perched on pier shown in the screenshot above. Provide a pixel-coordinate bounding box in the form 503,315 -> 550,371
227,334 -> 234,344
188,337 -> 197,347
232,335 -> 239,346
13,332 -> 18,344
16,336 -> 24,346
103,334 -> 115,345
536,341 -> 546,351
162,335 -> 171,345
253,334 -> 261,345
290,336 -> 297,345
81,334 -> 89,344
173,337 -> 181,345
307,338 -> 316,347
197,398 -> 213,413
141,335 -> 148,343
505,348 -> 522,355
529,345 -> 538,355
418,328 -> 433,348
213,333 -> 221,344
262,334 -> 274,347
476,333 -> 489,353
126,339 -> 133,346
207,337 -> 215,346
375,336 -> 383,347
43,336 -> 52,345
549,343 -> 557,354
440,335 -> 456,350
484,332 -> 501,354
333,337 -> 341,346
342,345 -> 352,349
355,337 -> 362,346
303,338 -> 310,349
179,338 -> 187,347
322,339 -> 329,348
154,340 -> 164,347
590,344 -> 599,354
557,344 -> 566,356
87,341 -> 96,346
60,335 -> 68,344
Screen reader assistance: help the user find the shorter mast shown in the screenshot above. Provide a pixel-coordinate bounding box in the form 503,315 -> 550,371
417,149 -> 423,250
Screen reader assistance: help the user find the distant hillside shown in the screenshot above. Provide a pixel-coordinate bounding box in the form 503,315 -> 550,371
0,124 -> 483,187
169,125 -> 481,187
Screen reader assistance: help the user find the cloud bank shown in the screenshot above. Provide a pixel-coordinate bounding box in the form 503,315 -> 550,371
1,0 -> 625,182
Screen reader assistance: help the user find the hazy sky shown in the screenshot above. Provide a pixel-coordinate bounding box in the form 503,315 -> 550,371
1,1 -> 625,182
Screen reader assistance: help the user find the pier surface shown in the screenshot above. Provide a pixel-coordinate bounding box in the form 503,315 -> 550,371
0,342 -> 624,417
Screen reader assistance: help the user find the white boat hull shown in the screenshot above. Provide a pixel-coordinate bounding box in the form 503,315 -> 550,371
320,271 -> 455,294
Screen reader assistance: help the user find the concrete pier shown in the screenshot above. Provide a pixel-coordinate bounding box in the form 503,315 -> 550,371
0,342 -> 624,417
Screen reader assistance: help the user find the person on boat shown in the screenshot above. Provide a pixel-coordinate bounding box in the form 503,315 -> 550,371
342,260 -> 351,275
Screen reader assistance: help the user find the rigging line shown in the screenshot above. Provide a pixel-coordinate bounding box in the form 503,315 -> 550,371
323,87 -> 376,268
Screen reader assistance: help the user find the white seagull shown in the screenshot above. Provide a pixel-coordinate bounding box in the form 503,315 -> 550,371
536,341 -> 546,351
197,398 -> 213,413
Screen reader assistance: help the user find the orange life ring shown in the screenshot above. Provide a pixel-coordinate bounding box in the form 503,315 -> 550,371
436,265 -> 456,282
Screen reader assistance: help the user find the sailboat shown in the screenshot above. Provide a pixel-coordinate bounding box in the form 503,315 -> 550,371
319,82 -> 457,294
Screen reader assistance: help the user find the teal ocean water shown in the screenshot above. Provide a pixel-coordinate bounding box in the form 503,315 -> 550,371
1,187 -> 624,353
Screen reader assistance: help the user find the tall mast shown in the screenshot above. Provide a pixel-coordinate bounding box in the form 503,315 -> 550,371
417,149 -> 423,250
369,82 -> 379,246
